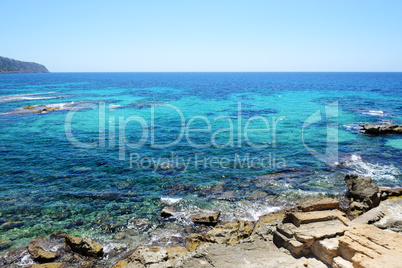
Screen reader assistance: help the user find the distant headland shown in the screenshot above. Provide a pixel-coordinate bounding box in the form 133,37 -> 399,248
0,56 -> 49,73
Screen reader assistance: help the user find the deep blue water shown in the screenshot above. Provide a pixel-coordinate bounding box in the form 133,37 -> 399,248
0,72 -> 401,251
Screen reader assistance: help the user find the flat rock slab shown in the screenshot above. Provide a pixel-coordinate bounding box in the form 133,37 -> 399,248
296,197 -> 340,212
294,219 -> 347,241
289,209 -> 346,227
176,240 -> 327,268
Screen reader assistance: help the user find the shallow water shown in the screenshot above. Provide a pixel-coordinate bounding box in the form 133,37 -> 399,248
0,72 -> 401,252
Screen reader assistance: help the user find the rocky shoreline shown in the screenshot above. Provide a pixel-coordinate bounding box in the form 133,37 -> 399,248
1,174 -> 401,268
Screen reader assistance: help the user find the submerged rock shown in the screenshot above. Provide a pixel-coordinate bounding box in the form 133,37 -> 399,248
0,239 -> 12,251
64,235 -> 103,258
361,123 -> 402,135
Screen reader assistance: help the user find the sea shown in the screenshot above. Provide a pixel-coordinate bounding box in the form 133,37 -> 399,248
0,72 -> 401,254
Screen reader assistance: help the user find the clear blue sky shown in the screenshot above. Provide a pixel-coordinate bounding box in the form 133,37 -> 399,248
1,0 -> 402,72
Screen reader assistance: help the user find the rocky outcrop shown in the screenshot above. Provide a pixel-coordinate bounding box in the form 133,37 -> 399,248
272,193 -> 402,268
338,224 -> 402,268
185,233 -> 203,251
64,235 -> 103,257
353,196 -> 402,232
361,124 -> 402,135
206,220 -> 253,245
28,237 -> 59,262
274,198 -> 349,260
192,212 -> 220,226
344,174 -> 380,215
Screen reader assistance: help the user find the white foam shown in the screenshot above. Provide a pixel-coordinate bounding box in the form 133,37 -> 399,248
343,154 -> 401,182
18,254 -> 34,267
103,242 -> 127,253
161,197 -> 182,205
108,104 -> 122,109
362,110 -> 386,116
0,92 -> 58,103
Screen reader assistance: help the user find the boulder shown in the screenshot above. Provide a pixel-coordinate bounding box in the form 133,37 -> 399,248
64,235 -> 103,257
192,212 -> 220,226
206,220 -> 253,245
24,105 -> 36,109
28,237 -> 58,262
344,174 -> 380,214
161,207 -> 174,218
361,124 -> 402,135
296,197 -> 340,212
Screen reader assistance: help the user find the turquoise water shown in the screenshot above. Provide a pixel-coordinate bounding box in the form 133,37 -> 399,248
0,72 -> 401,251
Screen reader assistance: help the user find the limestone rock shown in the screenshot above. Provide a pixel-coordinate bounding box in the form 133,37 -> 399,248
64,235 -> 103,257
296,197 -> 340,212
361,124 -> 402,135
252,211 -> 285,234
338,224 -> 402,268
28,237 -> 58,262
332,256 -> 353,268
192,212 -> 220,226
206,220 -> 253,245
286,209 -> 346,227
112,260 -> 129,268
167,246 -> 189,262
174,239 -> 327,268
353,196 -> 402,232
294,220 -> 347,241
311,237 -> 339,265
129,246 -> 168,265
30,263 -> 63,268
186,233 -> 203,251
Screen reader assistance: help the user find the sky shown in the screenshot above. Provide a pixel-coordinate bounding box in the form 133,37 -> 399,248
1,0 -> 402,72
